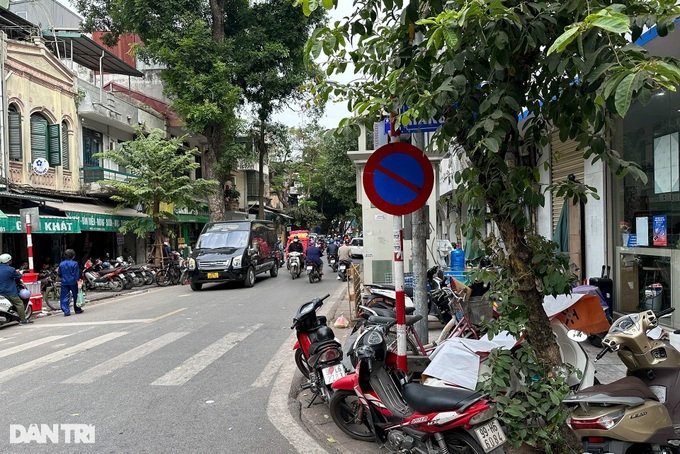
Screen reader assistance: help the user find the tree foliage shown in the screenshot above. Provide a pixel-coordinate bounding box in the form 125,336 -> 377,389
300,0 -> 680,450
93,128 -> 218,262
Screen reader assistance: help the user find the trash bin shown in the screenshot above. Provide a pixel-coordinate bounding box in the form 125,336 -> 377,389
643,283 -> 663,311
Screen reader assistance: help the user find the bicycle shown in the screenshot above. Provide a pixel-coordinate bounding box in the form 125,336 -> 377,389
155,259 -> 182,286
42,271 -> 62,311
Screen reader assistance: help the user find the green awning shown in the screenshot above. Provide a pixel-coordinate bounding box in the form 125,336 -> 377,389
0,215 -> 81,233
176,213 -> 210,224
44,201 -> 146,232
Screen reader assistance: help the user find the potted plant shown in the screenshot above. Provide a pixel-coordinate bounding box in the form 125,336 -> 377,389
224,184 -> 240,210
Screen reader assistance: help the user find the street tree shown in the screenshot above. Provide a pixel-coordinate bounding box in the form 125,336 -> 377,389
76,0 -> 246,221
229,0 -> 325,220
300,0 -> 680,451
93,127 -> 218,264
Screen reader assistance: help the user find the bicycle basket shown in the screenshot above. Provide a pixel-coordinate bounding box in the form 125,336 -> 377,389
461,296 -> 493,325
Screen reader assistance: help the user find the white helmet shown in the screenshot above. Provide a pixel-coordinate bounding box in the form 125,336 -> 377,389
0,253 -> 11,264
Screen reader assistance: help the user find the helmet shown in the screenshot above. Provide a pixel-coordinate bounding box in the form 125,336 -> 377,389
329,239 -> 334,244
0,253 -> 11,264
18,288 -> 31,301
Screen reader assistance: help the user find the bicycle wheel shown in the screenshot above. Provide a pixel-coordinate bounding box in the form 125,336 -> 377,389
155,269 -> 171,287
43,286 -> 61,311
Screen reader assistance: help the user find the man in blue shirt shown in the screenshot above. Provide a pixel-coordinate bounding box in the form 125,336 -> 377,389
305,240 -> 324,275
58,249 -> 82,316
0,253 -> 32,324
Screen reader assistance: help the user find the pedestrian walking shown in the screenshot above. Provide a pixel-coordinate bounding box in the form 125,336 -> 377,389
58,249 -> 82,316
0,253 -> 32,324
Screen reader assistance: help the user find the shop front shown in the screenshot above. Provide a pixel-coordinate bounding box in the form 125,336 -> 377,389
613,88 -> 680,327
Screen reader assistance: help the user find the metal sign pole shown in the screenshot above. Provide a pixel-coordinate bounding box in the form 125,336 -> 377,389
393,215 -> 407,372
26,212 -> 34,272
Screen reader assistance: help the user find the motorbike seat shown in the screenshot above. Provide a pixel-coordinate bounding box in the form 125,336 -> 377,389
98,268 -> 118,275
308,338 -> 341,357
367,314 -> 423,327
368,284 -> 414,298
568,376 -> 658,403
402,382 -> 482,413
364,306 -> 416,318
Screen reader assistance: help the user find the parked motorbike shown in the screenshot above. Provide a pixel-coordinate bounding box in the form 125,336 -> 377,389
288,251 -> 302,280
306,261 -> 322,283
82,259 -> 126,291
329,320 -> 507,453
338,259 -> 351,282
0,283 -> 32,326
563,307 -> 680,453
291,294 -> 346,405
328,254 -> 338,272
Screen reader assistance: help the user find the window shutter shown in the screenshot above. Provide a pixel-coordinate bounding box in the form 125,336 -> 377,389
8,111 -> 22,161
48,123 -> 61,166
61,122 -> 69,170
30,116 -> 48,161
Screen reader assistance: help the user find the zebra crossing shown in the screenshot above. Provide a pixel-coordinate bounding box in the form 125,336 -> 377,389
0,323 -> 267,388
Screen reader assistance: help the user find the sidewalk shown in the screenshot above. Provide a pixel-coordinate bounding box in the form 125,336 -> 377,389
34,283 -> 156,318
290,289 -> 627,454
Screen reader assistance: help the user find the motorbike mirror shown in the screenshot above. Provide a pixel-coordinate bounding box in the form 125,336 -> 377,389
567,330 -> 588,343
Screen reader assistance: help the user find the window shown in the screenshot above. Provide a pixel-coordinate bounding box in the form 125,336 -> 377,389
8,105 -> 21,161
30,114 -> 61,166
61,122 -> 70,170
247,170 -> 258,199
82,128 -> 102,166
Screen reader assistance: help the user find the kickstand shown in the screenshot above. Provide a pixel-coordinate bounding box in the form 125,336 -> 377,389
306,392 -> 319,408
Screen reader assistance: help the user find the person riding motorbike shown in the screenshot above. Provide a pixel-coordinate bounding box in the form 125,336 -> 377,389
325,239 -> 339,265
305,240 -> 324,275
288,235 -> 305,255
0,253 -> 32,325
337,240 -> 352,280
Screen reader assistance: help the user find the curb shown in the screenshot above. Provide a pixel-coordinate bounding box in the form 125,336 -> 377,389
288,283 -> 379,454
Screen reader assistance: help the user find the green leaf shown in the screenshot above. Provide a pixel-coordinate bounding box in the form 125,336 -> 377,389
615,72 -> 636,117
587,14 -> 630,34
547,25 -> 580,55
322,0 -> 333,8
482,137 -> 499,153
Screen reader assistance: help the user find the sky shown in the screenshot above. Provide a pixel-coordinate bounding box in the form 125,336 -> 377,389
272,3 -> 356,130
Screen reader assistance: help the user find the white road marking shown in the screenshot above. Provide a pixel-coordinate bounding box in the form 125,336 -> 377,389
251,351 -> 285,388
0,335 -> 72,359
0,332 -> 128,384
63,331 -> 189,384
145,308 -> 187,323
151,324 -> 263,386
31,320 -> 151,327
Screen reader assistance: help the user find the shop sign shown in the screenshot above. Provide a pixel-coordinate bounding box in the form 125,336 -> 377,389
65,212 -> 129,232
0,216 -> 81,233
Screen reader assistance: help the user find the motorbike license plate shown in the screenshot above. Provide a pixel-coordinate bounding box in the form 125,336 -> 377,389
207,272 -> 219,279
339,265 -> 346,271
306,266 -> 313,272
330,259 -> 336,264
473,419 -> 506,453
322,365 -> 346,385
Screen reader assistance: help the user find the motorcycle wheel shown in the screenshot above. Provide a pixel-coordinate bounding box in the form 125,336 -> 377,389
132,274 -> 144,287
291,267 -> 297,279
143,270 -> 155,286
123,276 -> 134,290
24,301 -> 33,320
445,430 -> 498,454
309,272 -> 314,284
110,276 -> 125,292
329,390 -> 374,441
294,348 -> 311,379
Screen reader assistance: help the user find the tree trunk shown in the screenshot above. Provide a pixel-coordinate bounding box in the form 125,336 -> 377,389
412,204 -> 429,344
209,0 -> 225,42
258,121 -> 266,220
204,126 -> 227,221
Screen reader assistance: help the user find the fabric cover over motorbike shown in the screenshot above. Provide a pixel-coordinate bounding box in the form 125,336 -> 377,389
544,293 -> 610,335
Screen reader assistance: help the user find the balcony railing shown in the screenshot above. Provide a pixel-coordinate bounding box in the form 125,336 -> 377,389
80,166 -> 137,184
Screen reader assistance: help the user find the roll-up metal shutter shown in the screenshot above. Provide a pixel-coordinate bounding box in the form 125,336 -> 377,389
551,131 -> 583,232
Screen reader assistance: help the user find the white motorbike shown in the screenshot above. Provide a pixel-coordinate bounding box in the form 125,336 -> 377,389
0,285 -> 33,326
288,251 -> 302,279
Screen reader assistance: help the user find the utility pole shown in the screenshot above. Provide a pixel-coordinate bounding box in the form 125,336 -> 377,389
411,132 -> 429,344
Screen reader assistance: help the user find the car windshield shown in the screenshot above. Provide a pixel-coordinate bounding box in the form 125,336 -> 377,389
197,230 -> 249,249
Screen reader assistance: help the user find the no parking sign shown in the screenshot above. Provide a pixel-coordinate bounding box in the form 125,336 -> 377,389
363,143 -> 434,215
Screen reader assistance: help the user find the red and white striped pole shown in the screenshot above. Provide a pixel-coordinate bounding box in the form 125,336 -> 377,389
393,216 -> 407,373
26,212 -> 34,272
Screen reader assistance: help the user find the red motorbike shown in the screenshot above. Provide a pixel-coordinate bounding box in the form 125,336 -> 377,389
329,317 -> 507,453
292,294 -> 346,405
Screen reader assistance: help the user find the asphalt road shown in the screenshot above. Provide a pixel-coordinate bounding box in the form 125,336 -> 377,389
0,265 -> 346,453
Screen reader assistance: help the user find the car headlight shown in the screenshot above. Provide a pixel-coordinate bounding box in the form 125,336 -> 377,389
188,258 -> 196,271
232,256 -> 242,268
